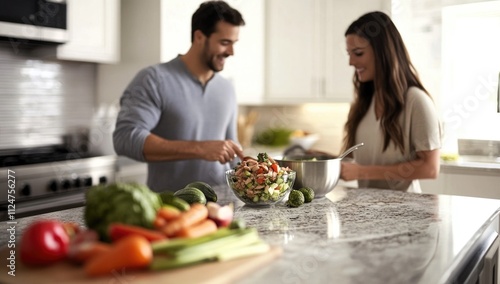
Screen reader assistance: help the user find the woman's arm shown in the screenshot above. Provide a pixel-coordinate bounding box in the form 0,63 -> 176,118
340,149 -> 440,181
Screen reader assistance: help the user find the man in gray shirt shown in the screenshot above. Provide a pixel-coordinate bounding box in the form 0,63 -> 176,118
113,1 -> 245,192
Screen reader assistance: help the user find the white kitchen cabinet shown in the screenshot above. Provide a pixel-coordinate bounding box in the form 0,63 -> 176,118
36,0 -> 120,63
265,0 -> 387,104
421,165 -> 500,199
420,173 -> 447,195
221,1 -> 265,105
96,0 -> 264,105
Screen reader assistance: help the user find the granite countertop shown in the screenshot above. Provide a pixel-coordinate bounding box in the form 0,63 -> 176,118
2,186 -> 500,284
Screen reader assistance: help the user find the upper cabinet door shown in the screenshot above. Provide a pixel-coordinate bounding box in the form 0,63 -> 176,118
265,0 -> 386,104
324,0 -> 385,102
220,0 -> 265,105
265,0 -> 317,103
56,0 -> 120,63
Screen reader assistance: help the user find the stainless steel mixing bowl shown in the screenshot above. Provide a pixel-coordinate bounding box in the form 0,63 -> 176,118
274,157 -> 340,198
275,143 -> 364,198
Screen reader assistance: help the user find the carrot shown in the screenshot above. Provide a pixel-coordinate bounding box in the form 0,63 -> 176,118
153,216 -> 167,229
108,223 -> 166,243
160,203 -> 208,237
84,235 -> 152,277
157,206 -> 182,221
69,241 -> 112,264
176,219 -> 218,238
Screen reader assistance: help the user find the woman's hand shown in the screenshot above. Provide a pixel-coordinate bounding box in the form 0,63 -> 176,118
340,161 -> 361,181
340,149 -> 440,182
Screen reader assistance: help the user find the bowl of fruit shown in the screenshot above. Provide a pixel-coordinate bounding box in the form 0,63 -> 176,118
289,130 -> 319,150
226,153 -> 296,207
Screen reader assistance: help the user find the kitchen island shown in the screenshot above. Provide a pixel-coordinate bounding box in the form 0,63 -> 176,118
1,186 -> 500,284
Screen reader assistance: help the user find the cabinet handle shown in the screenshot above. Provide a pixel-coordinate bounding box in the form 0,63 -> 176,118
321,77 -> 326,97
312,77 -> 319,97
497,71 -> 499,113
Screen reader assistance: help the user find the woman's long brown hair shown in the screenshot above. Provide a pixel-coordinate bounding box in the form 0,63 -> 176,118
342,11 -> 431,154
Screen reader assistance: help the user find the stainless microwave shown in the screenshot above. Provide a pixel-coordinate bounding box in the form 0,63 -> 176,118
0,0 -> 68,45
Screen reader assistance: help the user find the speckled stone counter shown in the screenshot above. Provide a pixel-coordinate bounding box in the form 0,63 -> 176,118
2,186 -> 500,284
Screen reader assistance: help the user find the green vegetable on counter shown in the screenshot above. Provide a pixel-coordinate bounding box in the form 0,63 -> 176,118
298,187 -> 315,203
287,190 -> 305,208
150,227 -> 270,270
185,181 -> 218,202
159,192 -> 191,211
174,187 -> 207,205
84,182 -> 161,241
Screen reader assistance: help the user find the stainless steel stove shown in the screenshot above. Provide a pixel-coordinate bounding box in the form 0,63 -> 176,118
0,146 -> 116,221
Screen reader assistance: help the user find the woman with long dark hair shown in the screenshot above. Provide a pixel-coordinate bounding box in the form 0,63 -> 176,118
341,11 -> 441,192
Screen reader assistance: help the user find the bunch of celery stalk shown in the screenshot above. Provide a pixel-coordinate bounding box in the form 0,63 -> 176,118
150,227 -> 270,270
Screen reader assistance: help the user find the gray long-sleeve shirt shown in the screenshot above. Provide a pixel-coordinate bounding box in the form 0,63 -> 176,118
113,56 -> 239,192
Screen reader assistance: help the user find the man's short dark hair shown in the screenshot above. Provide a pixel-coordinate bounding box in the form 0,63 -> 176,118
191,1 -> 245,42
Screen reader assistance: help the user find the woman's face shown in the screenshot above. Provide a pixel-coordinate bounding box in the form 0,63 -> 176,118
346,34 -> 375,82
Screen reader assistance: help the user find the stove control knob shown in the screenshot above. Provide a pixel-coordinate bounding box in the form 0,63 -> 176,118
83,177 -> 93,187
99,176 -> 107,184
21,184 -> 31,196
62,179 -> 71,190
73,177 -> 82,188
48,180 -> 58,192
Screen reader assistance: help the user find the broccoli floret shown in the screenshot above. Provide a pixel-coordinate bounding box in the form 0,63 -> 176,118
257,152 -> 269,163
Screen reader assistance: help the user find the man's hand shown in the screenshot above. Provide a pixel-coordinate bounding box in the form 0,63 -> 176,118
143,134 -> 244,163
200,140 -> 244,164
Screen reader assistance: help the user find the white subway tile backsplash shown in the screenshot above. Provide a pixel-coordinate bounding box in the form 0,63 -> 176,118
0,44 -> 96,150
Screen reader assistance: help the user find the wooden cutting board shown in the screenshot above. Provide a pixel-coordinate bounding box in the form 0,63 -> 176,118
0,246 -> 282,284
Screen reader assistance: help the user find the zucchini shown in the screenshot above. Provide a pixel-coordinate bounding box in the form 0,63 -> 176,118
185,181 -> 218,202
174,187 -> 207,205
158,192 -> 190,211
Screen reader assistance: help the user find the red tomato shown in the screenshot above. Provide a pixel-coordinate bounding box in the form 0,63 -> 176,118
256,176 -> 266,184
20,219 -> 70,266
271,163 -> 279,173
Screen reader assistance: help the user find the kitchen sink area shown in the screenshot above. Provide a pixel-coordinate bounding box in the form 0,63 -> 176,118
458,156 -> 500,164
454,157 -> 500,170
447,139 -> 500,169
457,139 -> 500,164
421,139 -> 500,200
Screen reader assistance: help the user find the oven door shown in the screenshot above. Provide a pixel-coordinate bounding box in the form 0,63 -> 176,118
0,155 -> 117,221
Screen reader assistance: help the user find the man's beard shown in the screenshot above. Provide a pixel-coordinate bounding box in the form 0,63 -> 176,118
206,56 -> 221,72
203,42 -> 227,72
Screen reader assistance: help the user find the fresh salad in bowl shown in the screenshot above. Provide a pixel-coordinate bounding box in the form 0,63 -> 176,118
226,153 -> 296,206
